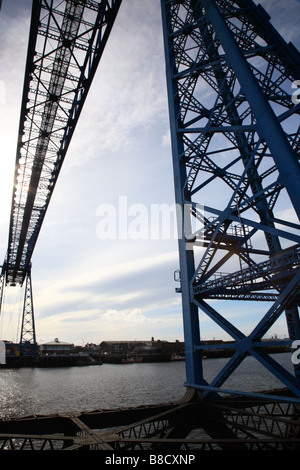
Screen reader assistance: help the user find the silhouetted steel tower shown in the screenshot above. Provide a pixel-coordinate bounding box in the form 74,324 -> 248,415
161,0 -> 300,402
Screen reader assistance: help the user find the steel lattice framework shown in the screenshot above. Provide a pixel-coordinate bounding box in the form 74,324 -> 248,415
0,0 -> 299,417
161,0 -> 300,402
19,266 -> 37,357
1,0 -> 122,287
0,391 -> 300,450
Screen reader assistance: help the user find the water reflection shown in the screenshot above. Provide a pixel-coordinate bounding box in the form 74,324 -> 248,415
0,353 -> 294,418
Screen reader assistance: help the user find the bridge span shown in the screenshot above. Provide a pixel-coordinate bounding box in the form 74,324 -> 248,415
0,0 -> 300,451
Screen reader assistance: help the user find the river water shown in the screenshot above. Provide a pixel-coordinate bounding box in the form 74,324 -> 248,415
0,353 -> 294,418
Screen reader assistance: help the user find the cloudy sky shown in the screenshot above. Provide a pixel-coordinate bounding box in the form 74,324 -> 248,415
0,0 -> 299,346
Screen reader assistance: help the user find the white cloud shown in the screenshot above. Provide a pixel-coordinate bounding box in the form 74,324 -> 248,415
64,0 -> 168,169
102,308 -> 152,325
162,129 -> 171,148
256,0 -> 300,45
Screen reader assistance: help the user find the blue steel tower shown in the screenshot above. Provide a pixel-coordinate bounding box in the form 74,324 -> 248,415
161,0 -> 300,402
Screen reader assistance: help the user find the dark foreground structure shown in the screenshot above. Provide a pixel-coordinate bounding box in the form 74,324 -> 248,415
0,0 -> 300,451
0,388 -> 300,450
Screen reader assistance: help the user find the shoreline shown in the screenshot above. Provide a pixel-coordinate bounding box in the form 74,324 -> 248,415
0,343 -> 291,369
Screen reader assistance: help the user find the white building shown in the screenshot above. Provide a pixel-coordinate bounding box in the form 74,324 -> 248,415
39,338 -> 74,355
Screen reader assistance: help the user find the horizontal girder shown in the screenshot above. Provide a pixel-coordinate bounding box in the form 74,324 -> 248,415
194,245 -> 300,298
2,0 -> 122,285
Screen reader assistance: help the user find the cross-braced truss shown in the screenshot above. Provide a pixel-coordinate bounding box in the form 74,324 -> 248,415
2,0 -> 122,286
161,0 -> 300,401
0,390 -> 300,450
19,266 -> 37,357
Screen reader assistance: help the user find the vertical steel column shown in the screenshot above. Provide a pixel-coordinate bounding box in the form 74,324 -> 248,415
161,1 -> 206,389
19,266 -> 37,358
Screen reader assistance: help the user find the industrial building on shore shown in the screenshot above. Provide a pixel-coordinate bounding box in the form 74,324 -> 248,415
0,337 -> 290,368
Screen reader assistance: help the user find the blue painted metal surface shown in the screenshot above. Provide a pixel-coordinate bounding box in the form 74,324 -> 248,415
161,0 -> 300,402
